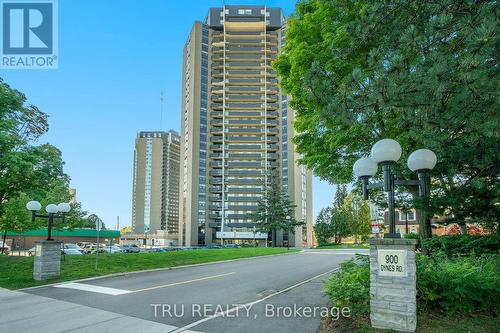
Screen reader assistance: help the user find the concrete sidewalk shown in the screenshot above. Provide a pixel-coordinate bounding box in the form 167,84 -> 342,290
0,288 -> 201,333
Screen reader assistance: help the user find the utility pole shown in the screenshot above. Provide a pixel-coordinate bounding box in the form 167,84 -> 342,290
117,216 -> 120,231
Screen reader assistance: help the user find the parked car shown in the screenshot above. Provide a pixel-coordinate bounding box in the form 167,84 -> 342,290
121,244 -> 141,253
82,244 -> 97,254
146,247 -> 167,253
0,241 -> 10,255
62,248 -> 83,255
28,246 -> 36,256
101,245 -> 124,253
63,243 -> 85,253
224,244 -> 241,249
76,242 -> 93,248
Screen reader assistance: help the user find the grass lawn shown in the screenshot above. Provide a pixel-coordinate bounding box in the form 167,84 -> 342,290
0,247 -> 296,290
316,243 -> 369,249
320,312 -> 500,333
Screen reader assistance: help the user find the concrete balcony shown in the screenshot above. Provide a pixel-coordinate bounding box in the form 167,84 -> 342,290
209,170 -> 264,177
227,187 -> 262,194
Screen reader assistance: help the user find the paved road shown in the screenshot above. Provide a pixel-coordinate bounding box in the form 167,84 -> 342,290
7,249 -> 368,333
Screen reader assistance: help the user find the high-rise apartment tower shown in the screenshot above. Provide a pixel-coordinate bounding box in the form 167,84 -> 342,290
132,130 -> 180,237
179,6 -> 312,247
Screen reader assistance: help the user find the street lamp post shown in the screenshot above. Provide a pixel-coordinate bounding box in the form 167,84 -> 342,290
252,225 -> 256,256
357,141 -> 436,332
353,139 -> 436,238
285,215 -> 290,249
26,201 -> 71,280
26,201 -> 72,240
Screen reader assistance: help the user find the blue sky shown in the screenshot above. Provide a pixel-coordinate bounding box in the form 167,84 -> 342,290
1,0 -> 336,229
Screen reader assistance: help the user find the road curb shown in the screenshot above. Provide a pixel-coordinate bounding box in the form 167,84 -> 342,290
18,250 -> 300,291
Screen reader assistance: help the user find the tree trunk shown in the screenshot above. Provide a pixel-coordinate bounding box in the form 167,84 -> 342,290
412,187 -> 432,254
416,209 -> 431,254
460,223 -> 468,235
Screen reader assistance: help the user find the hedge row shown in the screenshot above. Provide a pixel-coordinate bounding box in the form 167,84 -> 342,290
324,253 -> 500,316
423,235 -> 500,256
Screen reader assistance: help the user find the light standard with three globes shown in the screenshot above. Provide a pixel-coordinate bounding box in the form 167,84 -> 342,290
26,201 -> 72,240
25,200 -> 72,280
353,139 -> 437,238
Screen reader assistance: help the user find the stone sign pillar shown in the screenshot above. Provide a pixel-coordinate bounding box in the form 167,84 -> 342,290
369,238 -> 417,332
33,240 -> 62,280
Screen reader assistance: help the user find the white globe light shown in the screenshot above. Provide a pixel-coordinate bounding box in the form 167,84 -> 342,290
371,139 -> 402,163
407,149 -> 437,172
353,157 -> 378,177
45,204 -> 59,214
26,201 -> 41,211
57,203 -> 71,213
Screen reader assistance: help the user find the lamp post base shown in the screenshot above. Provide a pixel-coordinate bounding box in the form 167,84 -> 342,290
33,240 -> 62,280
384,232 -> 401,239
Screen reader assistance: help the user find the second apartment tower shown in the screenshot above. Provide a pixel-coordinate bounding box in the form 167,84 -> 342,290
179,6 -> 312,247
132,130 -> 180,238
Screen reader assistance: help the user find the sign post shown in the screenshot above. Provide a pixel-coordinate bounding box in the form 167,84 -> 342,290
253,226 -> 256,257
369,238 -> 417,332
95,218 -> 101,270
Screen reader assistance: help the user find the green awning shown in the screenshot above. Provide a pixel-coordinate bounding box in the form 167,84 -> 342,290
5,228 -> 120,238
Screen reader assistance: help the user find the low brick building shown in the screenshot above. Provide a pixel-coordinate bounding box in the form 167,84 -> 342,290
4,229 -> 121,249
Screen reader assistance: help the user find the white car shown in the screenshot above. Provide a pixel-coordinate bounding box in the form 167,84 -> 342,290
63,243 -> 85,253
62,248 -> 83,255
102,245 -> 124,253
0,241 -> 10,255
28,246 -> 36,256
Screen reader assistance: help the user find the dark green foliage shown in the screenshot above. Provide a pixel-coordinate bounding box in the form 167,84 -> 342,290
417,254 -> 500,314
274,0 -> 500,234
330,209 -> 350,243
324,255 -> 370,316
423,235 -> 500,257
343,193 -> 371,243
250,171 -> 304,246
0,78 -> 90,238
314,207 -> 335,245
324,252 -> 500,315
333,184 -> 348,210
404,232 -> 421,250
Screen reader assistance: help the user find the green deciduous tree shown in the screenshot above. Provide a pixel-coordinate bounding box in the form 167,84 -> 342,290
315,186 -> 356,245
0,193 -> 33,253
0,78 -> 89,247
343,193 -> 371,243
1,79 -> 48,213
274,0 -> 499,236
